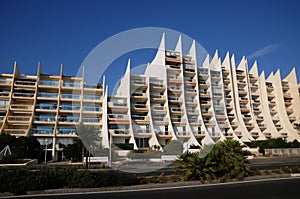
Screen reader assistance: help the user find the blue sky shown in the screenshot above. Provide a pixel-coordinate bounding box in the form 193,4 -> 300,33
0,0 -> 299,93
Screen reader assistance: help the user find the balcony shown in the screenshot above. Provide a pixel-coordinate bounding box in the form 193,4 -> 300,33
35,104 -> 57,112
249,75 -> 258,83
185,88 -> 197,95
289,116 -> 296,122
242,114 -> 252,120
10,104 -> 33,112
258,123 -> 267,130
236,70 -> 245,78
203,120 -> 215,127
239,98 -> 248,104
251,132 -> 259,139
284,94 -> 293,100
286,108 -> 294,114
230,122 -> 238,129
240,107 -> 250,113
151,106 -> 166,113
226,104 -> 233,110
238,89 -> 247,95
251,92 -> 260,97
186,98 -> 198,105
264,132 -> 272,138
235,131 -> 243,138
0,78 -> 12,86
195,131 -> 206,138
7,116 -> 31,123
269,101 -> 276,107
62,81 -> 81,90
39,80 -> 59,88
189,118 -> 202,126
237,80 -> 246,86
150,94 -> 166,103
168,87 -> 182,94
3,129 -> 27,135
30,128 -> 54,135
245,123 -> 254,130
168,96 -> 183,104
170,107 -> 183,115
60,104 -> 81,113
167,76 -> 182,84
58,116 -> 80,124
131,92 -> 148,101
61,93 -> 81,101
82,117 -> 100,124
131,115 -> 150,124
199,91 -> 211,98
109,129 -> 130,137
253,107 -> 262,113
225,132 -> 234,139
82,105 -> 101,113
0,91 -> 10,98
267,93 -> 275,99
14,80 -> 36,88
281,132 -> 288,138
108,114 -> 130,124
150,82 -> 165,91
272,116 -> 280,122
270,109 -> 278,115
228,113 -> 235,119
131,104 -> 149,112
83,84 -> 103,91
199,82 -> 209,88
38,92 -> 58,100
152,116 -> 169,125
57,128 -> 77,136
202,111 -> 213,117
284,100 -> 292,106
165,51 -> 181,64
108,102 -> 128,113
13,92 -> 35,99
172,118 -> 187,126
83,94 -> 101,101
256,116 -> 264,122
223,77 -> 230,84
33,116 -> 56,124
156,131 -> 173,139
166,64 -> 181,71
275,124 -> 283,130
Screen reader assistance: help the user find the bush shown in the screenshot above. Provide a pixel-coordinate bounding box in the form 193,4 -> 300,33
175,140 -> 251,182
0,167 -> 140,195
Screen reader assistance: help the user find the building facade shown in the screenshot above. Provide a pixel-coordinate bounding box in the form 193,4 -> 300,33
1,35 -> 300,160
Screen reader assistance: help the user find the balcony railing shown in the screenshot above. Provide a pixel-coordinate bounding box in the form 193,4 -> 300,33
0,79 -> 12,85
58,117 -> 80,123
13,92 -> 35,98
84,94 -> 101,100
39,80 -> 59,87
31,129 -> 54,135
38,92 -> 58,98
14,80 -> 36,87
61,93 -> 81,100
11,104 -> 33,111
36,104 -> 57,110
82,117 -> 100,123
33,116 -> 56,122
7,116 -> 31,122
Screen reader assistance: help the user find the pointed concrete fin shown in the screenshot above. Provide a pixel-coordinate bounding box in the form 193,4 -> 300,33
266,71 -> 274,81
222,51 -> 230,68
275,68 -> 281,78
249,60 -> 258,75
37,62 -> 41,76
125,58 -> 131,75
202,54 -> 210,68
237,56 -> 246,70
60,64 -> 63,76
231,54 -> 236,68
188,40 -> 197,66
211,49 -> 220,68
81,65 -> 85,78
102,75 -> 106,87
260,70 -> 265,80
13,61 -> 19,75
149,33 -> 165,66
175,35 -> 182,53
284,67 -> 296,81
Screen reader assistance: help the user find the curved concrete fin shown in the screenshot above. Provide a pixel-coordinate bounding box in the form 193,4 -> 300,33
175,35 -> 182,53
222,51 -> 230,68
202,54 -> 210,68
211,49 -> 220,69
125,58 -> 131,76
237,56 -> 246,70
249,60 -> 258,75
37,62 -> 41,76
188,40 -> 197,66
231,54 -> 236,68
13,61 -> 19,75
102,75 -> 106,88
284,67 -> 296,81
60,64 -> 63,77
149,33 -> 165,67
266,71 -> 274,81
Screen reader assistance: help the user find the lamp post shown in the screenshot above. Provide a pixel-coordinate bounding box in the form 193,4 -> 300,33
44,139 -> 48,163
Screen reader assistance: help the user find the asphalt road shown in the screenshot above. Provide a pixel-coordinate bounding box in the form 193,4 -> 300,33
12,177 -> 300,199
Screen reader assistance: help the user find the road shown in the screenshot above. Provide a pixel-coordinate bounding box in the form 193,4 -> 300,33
10,177 -> 300,199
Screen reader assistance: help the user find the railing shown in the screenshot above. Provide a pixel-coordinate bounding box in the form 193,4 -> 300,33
31,129 -> 54,135
34,116 -> 56,122
82,117 -> 100,123
60,105 -> 80,111
58,117 -> 80,123
0,79 -> 12,85
83,106 -> 100,111
15,80 -> 36,86
11,104 -> 33,110
14,92 -> 35,98
84,84 -> 102,89
7,116 -> 31,122
61,93 -> 80,99
84,94 -> 101,100
3,129 -> 27,135
62,81 -> 81,88
57,129 -> 76,135
38,92 -> 58,98
110,129 -> 129,135
36,104 -> 57,110
39,80 -> 59,87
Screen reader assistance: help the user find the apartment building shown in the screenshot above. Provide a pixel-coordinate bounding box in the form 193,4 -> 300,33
0,35 -> 299,160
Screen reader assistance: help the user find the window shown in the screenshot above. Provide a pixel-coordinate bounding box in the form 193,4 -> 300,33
135,138 -> 149,148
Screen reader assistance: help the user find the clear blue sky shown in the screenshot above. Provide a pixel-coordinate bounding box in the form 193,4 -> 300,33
0,0 -> 299,92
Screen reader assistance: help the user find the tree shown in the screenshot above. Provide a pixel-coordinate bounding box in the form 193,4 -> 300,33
175,140 -> 251,182
64,138 -> 84,162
